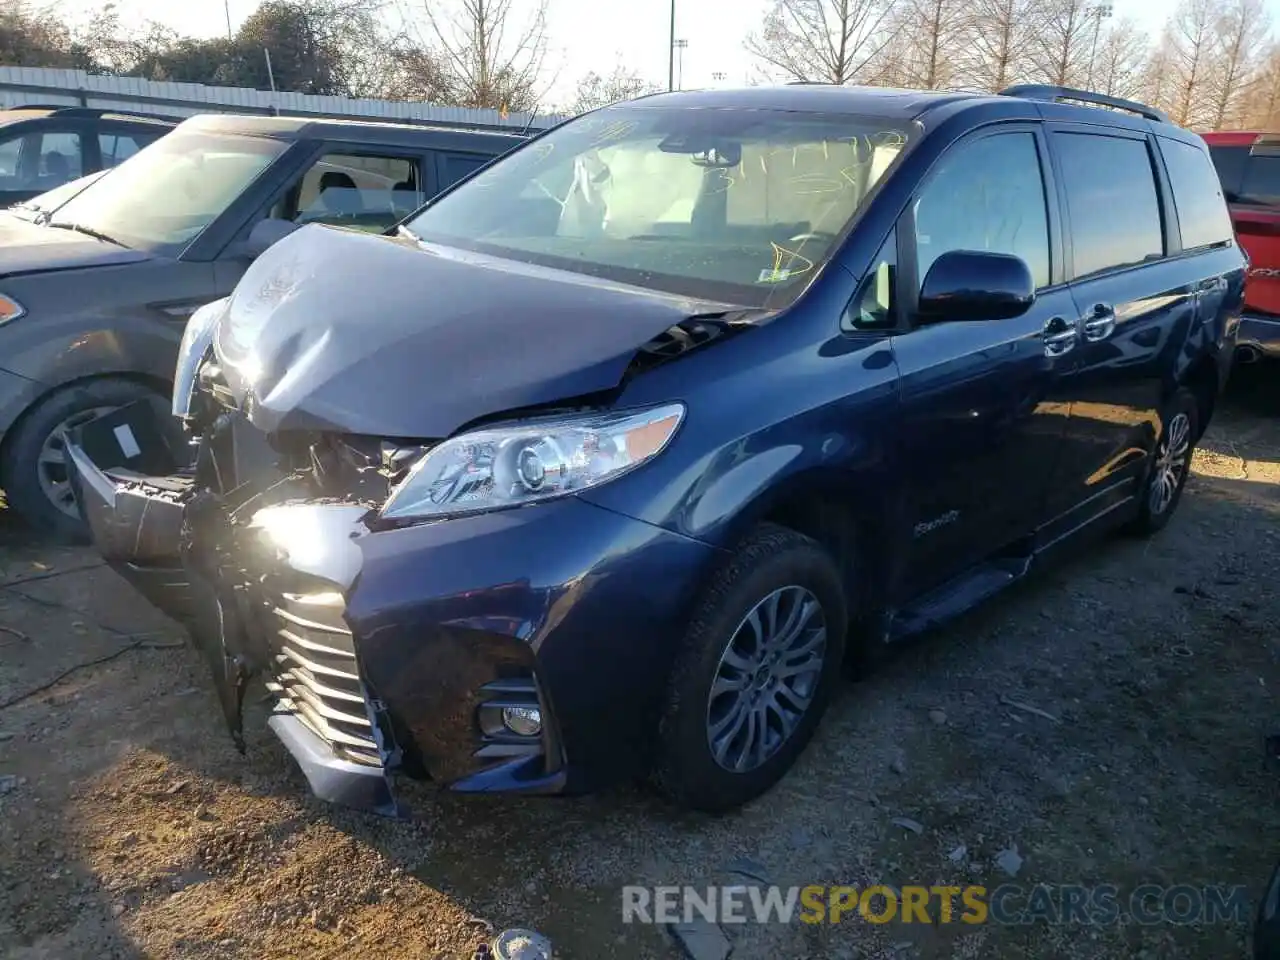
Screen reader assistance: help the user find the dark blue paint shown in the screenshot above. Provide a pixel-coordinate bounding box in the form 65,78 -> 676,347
68,85 -> 1248,811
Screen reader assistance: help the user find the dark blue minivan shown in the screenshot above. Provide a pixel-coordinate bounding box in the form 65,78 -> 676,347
68,83 -> 1244,815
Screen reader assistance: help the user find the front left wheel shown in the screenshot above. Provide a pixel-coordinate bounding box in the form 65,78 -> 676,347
654,524 -> 848,813
2,377 -> 164,542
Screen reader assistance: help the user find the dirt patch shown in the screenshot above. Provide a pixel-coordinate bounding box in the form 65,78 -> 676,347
2,372 -> 1280,960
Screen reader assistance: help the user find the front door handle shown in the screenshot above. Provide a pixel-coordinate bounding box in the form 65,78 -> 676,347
1043,315 -> 1078,357
1081,303 -> 1117,342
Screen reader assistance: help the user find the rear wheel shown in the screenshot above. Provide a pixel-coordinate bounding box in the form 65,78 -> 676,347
2,378 -> 164,542
653,524 -> 848,813
1126,388 -> 1198,537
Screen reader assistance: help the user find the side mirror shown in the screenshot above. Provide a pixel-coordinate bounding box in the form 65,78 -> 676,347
918,250 -> 1035,323
246,218 -> 299,258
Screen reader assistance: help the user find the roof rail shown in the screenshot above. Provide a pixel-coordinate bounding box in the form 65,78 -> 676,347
9,103 -> 180,123
998,84 -> 1169,124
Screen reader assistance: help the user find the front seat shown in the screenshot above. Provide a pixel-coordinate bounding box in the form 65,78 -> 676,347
317,172 -> 363,217
43,151 -> 69,183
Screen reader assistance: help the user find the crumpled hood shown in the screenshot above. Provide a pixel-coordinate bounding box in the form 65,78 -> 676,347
0,218 -> 151,275
213,224 -> 732,437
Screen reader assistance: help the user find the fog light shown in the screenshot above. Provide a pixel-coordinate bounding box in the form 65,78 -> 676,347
501,706 -> 542,737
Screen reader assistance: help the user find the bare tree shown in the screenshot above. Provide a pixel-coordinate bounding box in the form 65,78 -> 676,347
405,0 -> 550,112
1092,18 -> 1150,99
891,0 -> 969,89
568,65 -> 660,114
1165,0 -> 1224,127
1242,43 -> 1280,128
744,0 -> 900,85
1140,34 -> 1178,114
1031,0 -> 1093,87
1206,0 -> 1268,130
962,0 -> 1039,91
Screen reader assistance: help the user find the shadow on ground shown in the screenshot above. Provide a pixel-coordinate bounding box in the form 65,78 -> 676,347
1,374 -> 1279,959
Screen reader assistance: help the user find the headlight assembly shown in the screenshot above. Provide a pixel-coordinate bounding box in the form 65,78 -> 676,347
0,293 -> 27,325
380,402 -> 685,521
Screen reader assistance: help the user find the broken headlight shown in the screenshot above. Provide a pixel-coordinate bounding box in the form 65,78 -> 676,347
380,403 -> 684,521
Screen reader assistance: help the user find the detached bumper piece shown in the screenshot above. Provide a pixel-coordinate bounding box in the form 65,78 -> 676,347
65,399 -> 404,818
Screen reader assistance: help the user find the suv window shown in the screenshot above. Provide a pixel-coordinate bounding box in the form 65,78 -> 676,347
1159,138 -> 1234,250
913,131 -> 1050,290
1208,145 -> 1248,200
99,131 -> 150,168
34,131 -> 83,186
0,130 -> 84,191
294,152 -> 420,231
1240,154 -> 1280,207
440,152 -> 490,188
1054,133 -> 1163,279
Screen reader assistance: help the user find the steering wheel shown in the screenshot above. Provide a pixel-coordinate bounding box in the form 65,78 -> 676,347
788,231 -> 837,245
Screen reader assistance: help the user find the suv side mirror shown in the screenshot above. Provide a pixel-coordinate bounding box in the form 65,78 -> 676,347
246,218 -> 300,258
918,250 -> 1035,323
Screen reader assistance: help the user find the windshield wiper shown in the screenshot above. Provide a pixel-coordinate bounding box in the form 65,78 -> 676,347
46,221 -> 127,248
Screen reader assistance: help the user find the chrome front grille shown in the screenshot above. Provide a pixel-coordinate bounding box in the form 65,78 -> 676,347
262,590 -> 381,767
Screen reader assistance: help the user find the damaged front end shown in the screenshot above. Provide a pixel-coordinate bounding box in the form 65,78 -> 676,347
66,376 -> 419,818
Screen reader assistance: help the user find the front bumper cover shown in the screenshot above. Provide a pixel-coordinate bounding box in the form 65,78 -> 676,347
67,400 -> 723,815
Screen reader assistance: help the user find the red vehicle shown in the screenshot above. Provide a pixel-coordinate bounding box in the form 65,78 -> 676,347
1203,131 -> 1280,362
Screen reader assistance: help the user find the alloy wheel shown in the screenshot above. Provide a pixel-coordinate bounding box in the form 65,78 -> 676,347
705,585 -> 828,773
36,406 -> 116,519
1148,411 -> 1191,516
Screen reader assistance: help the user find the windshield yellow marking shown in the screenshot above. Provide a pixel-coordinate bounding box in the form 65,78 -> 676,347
758,241 -> 815,283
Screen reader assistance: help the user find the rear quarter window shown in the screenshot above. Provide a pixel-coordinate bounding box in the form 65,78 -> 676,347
1159,137 -> 1234,249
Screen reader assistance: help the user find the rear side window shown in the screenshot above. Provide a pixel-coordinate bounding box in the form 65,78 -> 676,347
1054,133 -> 1163,279
1159,138 -> 1234,249
1240,155 -> 1280,207
1208,145 -> 1248,200
99,131 -> 150,168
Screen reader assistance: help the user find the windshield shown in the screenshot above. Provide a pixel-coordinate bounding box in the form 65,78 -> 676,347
10,171 -> 106,220
405,107 -> 911,306
49,130 -> 287,252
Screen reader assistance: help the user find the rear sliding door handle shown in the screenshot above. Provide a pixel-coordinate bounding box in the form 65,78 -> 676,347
1081,304 -> 1117,342
1042,315 -> 1078,357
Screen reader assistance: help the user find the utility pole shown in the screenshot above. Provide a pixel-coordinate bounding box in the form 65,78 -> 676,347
667,0 -> 676,91
1086,3 -> 1113,91
674,39 -> 688,90
225,0 -> 234,40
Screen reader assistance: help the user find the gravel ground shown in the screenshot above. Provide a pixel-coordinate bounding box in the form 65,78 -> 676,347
2,368 -> 1279,960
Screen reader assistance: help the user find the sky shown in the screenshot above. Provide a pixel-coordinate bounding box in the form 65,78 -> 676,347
53,0 -> 1280,107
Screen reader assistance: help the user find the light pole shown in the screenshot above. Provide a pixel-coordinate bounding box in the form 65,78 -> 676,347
1086,3 -> 1113,91
667,0 -> 676,91
674,39 -> 688,90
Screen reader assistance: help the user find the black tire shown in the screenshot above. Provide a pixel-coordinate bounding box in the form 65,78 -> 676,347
1125,387 -> 1199,538
2,377 -> 163,542
654,523 -> 848,813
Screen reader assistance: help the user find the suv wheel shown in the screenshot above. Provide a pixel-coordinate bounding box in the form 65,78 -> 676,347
654,524 -> 848,813
2,378 -> 163,542
1126,388 -> 1199,537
